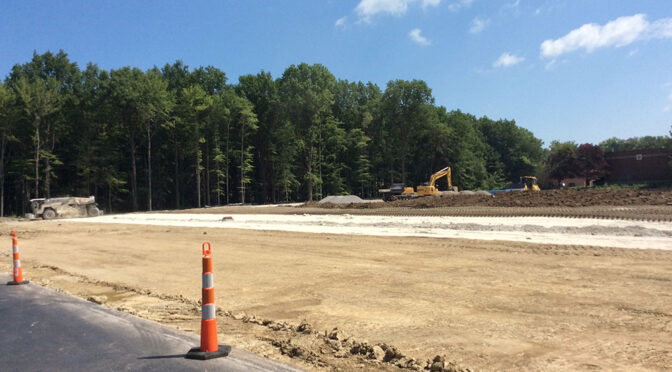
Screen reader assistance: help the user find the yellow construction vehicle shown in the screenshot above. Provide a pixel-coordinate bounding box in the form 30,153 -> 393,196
416,166 -> 456,196
379,166 -> 457,201
521,176 -> 541,191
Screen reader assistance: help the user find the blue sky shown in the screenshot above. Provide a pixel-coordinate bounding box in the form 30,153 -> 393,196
1,0 -> 671,145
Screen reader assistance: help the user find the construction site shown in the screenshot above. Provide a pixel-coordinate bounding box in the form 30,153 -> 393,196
3,187 -> 672,371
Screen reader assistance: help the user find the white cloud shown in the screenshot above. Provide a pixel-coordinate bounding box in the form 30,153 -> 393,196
540,14 -> 672,59
507,0 -> 520,8
493,52 -> 525,67
422,0 -> 441,8
409,28 -> 431,46
650,18 -> 672,38
335,17 -> 347,27
447,0 -> 473,12
469,17 -> 490,34
355,0 -> 442,20
663,89 -> 672,112
356,0 -> 408,19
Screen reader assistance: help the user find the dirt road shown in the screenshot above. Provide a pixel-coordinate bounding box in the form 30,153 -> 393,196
3,219 -> 671,371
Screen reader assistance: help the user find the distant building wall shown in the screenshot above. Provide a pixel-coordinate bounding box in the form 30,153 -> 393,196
560,177 -> 587,187
604,149 -> 672,184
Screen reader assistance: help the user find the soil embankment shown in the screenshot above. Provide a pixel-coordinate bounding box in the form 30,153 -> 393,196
314,188 -> 672,209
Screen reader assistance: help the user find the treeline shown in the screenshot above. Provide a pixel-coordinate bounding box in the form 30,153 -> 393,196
599,136 -> 672,152
0,50 -> 545,216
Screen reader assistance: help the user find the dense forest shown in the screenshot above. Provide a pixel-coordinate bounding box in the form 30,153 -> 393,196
0,51 -> 668,216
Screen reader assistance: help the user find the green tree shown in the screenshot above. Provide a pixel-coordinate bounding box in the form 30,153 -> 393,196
8,50 -> 82,199
599,136 -> 672,152
476,118 -> 543,186
232,96 -> 258,203
13,77 -> 61,199
0,82 -> 17,215
179,85 -> 213,207
575,143 -> 609,186
161,61 -> 192,208
109,67 -> 146,210
331,80 -> 380,196
544,141 -> 578,185
381,80 -> 434,184
279,63 -> 336,201
138,69 -> 173,211
237,71 -> 289,202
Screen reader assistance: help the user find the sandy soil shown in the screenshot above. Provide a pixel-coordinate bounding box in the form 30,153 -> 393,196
3,220 -> 672,371
72,213 -> 672,250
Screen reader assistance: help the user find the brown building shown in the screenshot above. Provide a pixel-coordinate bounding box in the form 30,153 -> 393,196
604,149 -> 672,184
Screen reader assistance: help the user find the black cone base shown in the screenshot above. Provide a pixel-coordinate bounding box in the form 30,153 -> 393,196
185,345 -> 231,360
7,280 -> 29,286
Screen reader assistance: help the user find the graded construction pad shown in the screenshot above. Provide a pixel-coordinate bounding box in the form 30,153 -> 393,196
73,213 -> 672,250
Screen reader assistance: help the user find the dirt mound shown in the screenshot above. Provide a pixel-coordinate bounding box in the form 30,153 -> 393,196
314,189 -> 672,209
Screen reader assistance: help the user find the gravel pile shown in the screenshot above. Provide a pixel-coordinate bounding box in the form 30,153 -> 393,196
319,195 -> 366,204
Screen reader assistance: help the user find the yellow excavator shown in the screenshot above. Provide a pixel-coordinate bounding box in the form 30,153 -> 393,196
379,166 -> 457,201
417,166 -> 456,196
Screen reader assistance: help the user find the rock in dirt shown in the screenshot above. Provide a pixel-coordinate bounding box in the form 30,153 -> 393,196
328,328 -> 348,341
371,345 -> 385,360
86,295 -> 107,304
297,320 -> 313,333
430,355 -> 445,371
232,312 -> 245,320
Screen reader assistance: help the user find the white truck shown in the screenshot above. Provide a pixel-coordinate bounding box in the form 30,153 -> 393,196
27,196 -> 102,220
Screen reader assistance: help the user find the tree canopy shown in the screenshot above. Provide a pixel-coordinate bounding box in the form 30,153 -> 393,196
1,50 -> 554,216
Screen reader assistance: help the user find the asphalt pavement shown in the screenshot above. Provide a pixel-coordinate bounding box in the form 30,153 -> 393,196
0,274 -> 304,371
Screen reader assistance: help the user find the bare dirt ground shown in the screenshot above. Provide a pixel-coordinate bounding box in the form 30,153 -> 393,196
3,219 -> 672,371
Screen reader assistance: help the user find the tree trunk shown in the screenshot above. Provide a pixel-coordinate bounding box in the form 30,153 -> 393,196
318,123 -> 322,200
146,122 -> 152,211
108,181 -> 112,213
195,120 -> 201,208
34,119 -> 40,199
240,122 -> 245,203
306,140 -> 313,202
400,140 -> 407,185
215,134 -> 221,206
43,157 -> 50,198
44,120 -> 55,198
206,139 -> 211,206
129,129 -> 138,211
174,140 -> 180,209
0,132 -> 5,217
225,122 -> 230,204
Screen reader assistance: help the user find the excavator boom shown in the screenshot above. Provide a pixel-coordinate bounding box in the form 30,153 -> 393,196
417,166 -> 453,196
428,166 -> 452,188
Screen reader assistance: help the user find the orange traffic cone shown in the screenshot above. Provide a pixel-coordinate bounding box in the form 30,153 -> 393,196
7,230 -> 29,285
186,242 -> 230,360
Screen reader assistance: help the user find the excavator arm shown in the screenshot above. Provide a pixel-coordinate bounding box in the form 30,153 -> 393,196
428,166 -> 452,188
416,166 -> 453,196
